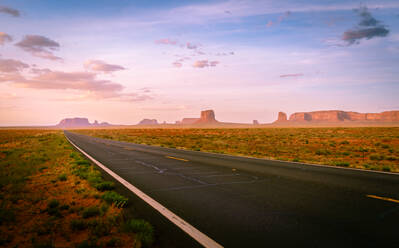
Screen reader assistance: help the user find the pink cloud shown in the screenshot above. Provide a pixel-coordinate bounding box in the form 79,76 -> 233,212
84,60 -> 126,73
193,60 -> 220,68
172,61 -> 183,68
0,58 -> 29,73
15,35 -> 62,61
186,42 -> 198,49
0,32 -> 12,45
1,66 -> 151,102
279,73 -> 304,78
210,61 -> 219,67
155,38 -> 177,45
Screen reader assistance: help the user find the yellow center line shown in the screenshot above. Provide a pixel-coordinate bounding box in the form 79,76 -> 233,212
166,156 -> 189,162
366,194 -> 399,204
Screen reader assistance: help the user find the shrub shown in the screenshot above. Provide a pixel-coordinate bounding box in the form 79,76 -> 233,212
124,219 -> 154,247
335,162 -> 349,167
382,166 -> 391,172
0,207 -> 15,225
340,140 -> 349,145
47,199 -> 59,209
70,219 -> 86,231
101,191 -> 128,208
82,206 -> 100,219
370,154 -> 384,161
75,160 -> 91,166
315,149 -> 331,155
88,219 -> 111,236
94,181 -> 115,191
58,173 -> 67,181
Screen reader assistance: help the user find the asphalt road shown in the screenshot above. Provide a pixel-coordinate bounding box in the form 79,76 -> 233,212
65,131 -> 399,248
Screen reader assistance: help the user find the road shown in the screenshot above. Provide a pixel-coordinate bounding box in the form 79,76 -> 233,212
65,131 -> 399,248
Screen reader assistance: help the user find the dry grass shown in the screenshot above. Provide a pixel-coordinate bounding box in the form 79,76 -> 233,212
76,127 -> 399,173
0,130 -> 153,248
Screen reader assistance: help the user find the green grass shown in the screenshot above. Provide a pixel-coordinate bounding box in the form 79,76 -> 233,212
124,219 -> 154,247
101,191 -> 128,208
82,206 -> 100,218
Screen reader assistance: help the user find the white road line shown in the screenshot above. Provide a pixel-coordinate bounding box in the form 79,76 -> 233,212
65,134 -> 223,248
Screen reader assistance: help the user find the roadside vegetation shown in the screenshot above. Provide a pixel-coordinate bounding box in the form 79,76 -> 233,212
0,129 -> 154,247
76,127 -> 399,173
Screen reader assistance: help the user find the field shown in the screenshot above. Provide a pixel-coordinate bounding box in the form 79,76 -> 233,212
0,130 -> 153,248
76,127 -> 399,173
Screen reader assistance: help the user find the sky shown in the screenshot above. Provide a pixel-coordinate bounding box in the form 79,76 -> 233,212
1,0 -> 399,125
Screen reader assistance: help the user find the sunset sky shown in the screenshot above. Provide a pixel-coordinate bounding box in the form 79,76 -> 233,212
1,0 -> 399,125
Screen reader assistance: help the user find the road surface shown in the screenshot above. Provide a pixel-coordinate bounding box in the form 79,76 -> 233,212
65,131 -> 399,248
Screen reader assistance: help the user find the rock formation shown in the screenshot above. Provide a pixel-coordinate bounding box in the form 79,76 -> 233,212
56,118 -> 111,128
274,110 -> 399,123
253,120 -> 259,125
195,110 -> 218,124
138,119 -> 158,125
277,112 -> 288,122
177,110 -> 219,125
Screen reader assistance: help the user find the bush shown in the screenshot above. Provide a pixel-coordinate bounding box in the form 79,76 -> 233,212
382,166 -> 391,172
87,219 -> 111,236
70,219 -> 86,231
101,191 -> 128,208
335,162 -> 349,167
315,149 -> 331,155
370,154 -> 384,161
58,173 -> 67,181
0,207 -> 15,225
124,219 -> 154,247
82,206 -> 100,218
47,199 -> 59,209
94,181 -> 114,191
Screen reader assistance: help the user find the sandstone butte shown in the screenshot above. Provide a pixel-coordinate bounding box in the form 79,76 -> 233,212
176,110 -> 219,125
137,119 -> 159,125
274,110 -> 399,123
56,117 -> 111,128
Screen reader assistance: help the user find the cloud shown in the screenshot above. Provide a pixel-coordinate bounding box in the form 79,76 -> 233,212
1,67 -> 151,102
186,42 -> 198,49
0,59 -> 29,73
172,61 -> 183,68
155,38 -> 177,45
342,27 -> 389,44
15,35 -> 62,61
266,11 -> 291,27
342,6 -> 389,45
193,60 -> 209,68
84,60 -> 126,73
193,60 -> 219,68
0,6 -> 20,17
0,32 -> 12,45
210,61 -> 219,67
280,73 -> 304,78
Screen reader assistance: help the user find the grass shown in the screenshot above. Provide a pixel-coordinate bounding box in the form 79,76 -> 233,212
124,219 -> 154,248
76,127 -> 399,173
0,129 -> 153,247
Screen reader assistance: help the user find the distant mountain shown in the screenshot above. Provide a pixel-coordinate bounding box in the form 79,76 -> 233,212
137,119 -> 158,125
274,110 -> 399,123
56,117 -> 111,128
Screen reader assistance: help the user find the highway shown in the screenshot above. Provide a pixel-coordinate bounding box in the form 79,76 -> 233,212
65,131 -> 399,248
